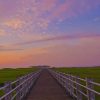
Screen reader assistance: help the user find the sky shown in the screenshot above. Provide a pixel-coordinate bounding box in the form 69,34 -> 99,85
0,0 -> 100,68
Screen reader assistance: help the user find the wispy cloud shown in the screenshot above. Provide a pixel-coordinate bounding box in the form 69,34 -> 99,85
15,33 -> 100,46
14,36 -> 100,67
48,0 -> 100,21
93,17 -> 100,22
0,44 -> 24,51
0,36 -> 100,67
0,29 -> 6,36
0,48 -> 23,51
1,0 -> 100,33
0,0 -> 100,67
3,18 -> 25,29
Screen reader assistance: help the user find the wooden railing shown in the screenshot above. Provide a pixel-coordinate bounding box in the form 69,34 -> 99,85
0,70 -> 41,100
49,69 -> 100,100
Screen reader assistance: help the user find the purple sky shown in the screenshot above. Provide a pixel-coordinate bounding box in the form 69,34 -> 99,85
0,0 -> 100,68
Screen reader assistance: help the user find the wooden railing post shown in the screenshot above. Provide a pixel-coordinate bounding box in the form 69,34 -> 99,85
65,75 -> 69,94
25,75 -> 29,95
4,82 -> 12,100
69,74 -> 72,95
26,74 -> 30,94
67,75 -> 70,93
30,74 -> 33,88
21,77 -> 25,98
86,78 -> 95,100
70,75 -> 74,97
58,73 -> 60,82
16,78 -> 21,100
23,76 -> 26,98
75,76 -> 82,100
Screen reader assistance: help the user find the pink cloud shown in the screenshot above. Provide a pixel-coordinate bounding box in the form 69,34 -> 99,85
48,0 -> 74,20
40,0 -> 57,12
0,29 -> 6,36
16,36 -> 100,67
3,18 -> 25,29
0,0 -> 100,67
0,36 -> 100,67
0,0 -> 22,20
0,0 -> 100,30
47,0 -> 100,21
14,33 -> 100,46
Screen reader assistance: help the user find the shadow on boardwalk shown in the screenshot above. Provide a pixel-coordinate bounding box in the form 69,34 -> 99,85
26,69 -> 73,100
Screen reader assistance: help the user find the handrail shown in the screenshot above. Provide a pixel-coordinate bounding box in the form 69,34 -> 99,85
0,70 -> 41,100
49,69 -> 100,100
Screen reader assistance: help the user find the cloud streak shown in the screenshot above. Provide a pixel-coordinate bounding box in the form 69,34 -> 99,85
0,35 -> 100,67
14,33 -> 100,46
47,0 -> 100,21
3,18 -> 25,30
1,0 -> 99,31
0,29 -> 6,36
0,44 -> 24,51
0,0 -> 100,67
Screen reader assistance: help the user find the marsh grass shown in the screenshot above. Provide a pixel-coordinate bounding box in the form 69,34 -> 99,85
0,67 -> 38,97
0,68 -> 38,86
54,67 -> 100,100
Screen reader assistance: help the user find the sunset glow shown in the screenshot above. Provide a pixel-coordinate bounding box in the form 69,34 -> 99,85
0,0 -> 100,68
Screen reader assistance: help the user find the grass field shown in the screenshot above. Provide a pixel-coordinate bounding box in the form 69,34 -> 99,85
0,68 -> 38,86
53,67 -> 100,100
54,67 -> 100,83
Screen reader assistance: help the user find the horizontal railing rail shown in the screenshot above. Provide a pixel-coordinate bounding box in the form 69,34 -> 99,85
0,70 -> 41,100
48,69 -> 100,100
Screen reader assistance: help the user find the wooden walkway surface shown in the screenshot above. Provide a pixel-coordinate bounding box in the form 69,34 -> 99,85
26,69 -> 73,100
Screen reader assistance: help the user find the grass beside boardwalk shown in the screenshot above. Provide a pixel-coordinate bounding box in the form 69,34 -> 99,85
54,67 -> 100,83
0,68 -> 38,86
53,67 -> 100,100
0,67 -> 38,97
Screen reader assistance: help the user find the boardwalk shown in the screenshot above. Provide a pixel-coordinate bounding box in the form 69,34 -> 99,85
26,69 -> 72,100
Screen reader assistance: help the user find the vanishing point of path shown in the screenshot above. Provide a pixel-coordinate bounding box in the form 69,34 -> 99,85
26,69 -> 73,100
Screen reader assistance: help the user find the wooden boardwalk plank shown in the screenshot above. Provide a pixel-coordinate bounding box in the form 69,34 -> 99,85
26,69 -> 73,100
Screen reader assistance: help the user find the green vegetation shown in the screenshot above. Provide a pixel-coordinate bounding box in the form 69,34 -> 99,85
53,67 -> 100,100
54,67 -> 100,83
0,68 -> 38,86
